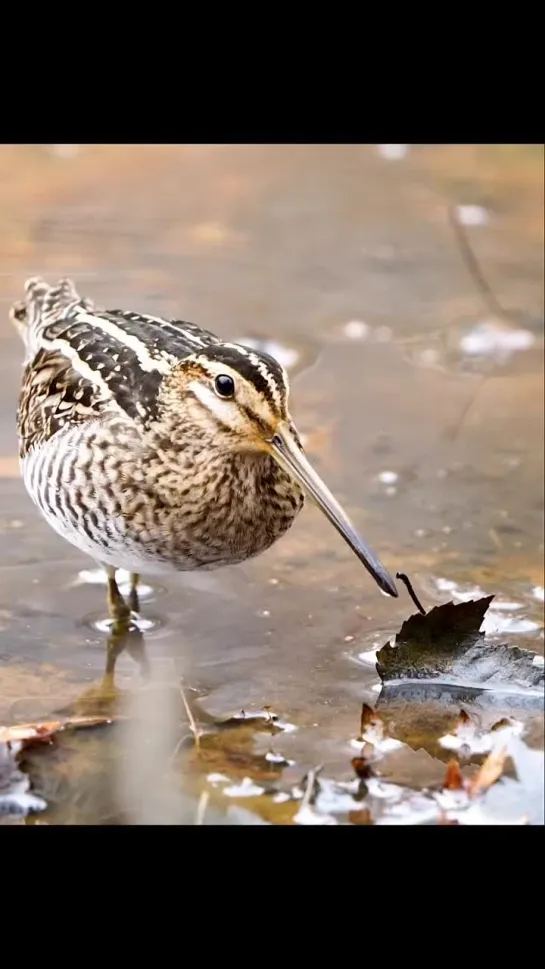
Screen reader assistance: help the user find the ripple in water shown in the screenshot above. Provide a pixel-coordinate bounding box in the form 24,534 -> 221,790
434,578 -> 541,635
84,612 -> 162,635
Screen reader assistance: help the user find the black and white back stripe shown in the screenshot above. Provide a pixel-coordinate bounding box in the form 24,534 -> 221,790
17,277 -> 289,432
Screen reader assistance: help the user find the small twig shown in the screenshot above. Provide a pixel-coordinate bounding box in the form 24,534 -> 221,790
195,790 -> 210,825
396,572 -> 427,615
179,679 -> 201,751
299,765 -> 323,810
442,374 -> 490,442
169,733 -> 194,764
447,204 -> 511,321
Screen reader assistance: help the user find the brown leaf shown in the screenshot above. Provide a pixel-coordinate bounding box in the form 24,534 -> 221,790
377,596 -> 494,681
444,758 -> 464,790
351,755 -> 374,780
376,595 -> 543,691
468,747 -> 508,796
457,709 -> 472,727
348,808 -> 373,825
360,703 -> 381,735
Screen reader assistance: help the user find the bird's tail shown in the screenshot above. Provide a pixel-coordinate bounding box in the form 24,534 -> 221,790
10,276 -> 95,359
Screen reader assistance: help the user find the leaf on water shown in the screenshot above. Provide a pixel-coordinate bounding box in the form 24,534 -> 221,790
490,717 -> 513,732
354,703 -> 404,755
0,741 -> 46,819
351,753 -> 374,780
376,595 -> 544,690
0,714 -> 119,820
444,759 -> 464,790
442,748 -> 508,798
360,702 -> 378,735
468,747 -> 508,796
219,709 -> 281,731
348,807 -> 373,825
439,709 -> 524,756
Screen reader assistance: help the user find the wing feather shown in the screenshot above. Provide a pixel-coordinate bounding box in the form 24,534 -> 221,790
12,277 -> 222,455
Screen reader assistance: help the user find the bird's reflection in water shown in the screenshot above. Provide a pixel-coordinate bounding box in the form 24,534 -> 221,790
106,615 -> 150,681
72,618 -> 151,720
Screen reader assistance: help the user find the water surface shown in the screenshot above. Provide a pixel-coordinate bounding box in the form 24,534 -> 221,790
0,145 -> 542,824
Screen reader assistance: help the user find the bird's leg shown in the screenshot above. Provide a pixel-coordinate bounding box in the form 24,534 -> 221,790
105,566 -> 131,624
128,572 -> 140,614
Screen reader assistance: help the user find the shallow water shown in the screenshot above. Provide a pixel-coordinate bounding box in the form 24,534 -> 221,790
0,145 -> 543,824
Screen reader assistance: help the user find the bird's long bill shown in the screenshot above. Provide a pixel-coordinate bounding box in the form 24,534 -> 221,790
270,423 -> 398,598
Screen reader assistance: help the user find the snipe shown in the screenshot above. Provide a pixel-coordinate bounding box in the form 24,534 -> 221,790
12,277 -> 397,626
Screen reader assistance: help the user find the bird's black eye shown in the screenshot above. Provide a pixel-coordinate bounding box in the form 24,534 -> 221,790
214,374 -> 235,399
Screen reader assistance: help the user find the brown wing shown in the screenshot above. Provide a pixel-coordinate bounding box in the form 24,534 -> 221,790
13,277 -> 223,458
17,347 -> 115,459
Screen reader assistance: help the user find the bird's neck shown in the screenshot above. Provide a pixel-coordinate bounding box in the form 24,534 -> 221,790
115,421 -> 305,566
138,423 -> 300,509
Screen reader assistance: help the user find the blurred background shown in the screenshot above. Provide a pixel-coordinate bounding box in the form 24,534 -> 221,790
0,144 -> 543,824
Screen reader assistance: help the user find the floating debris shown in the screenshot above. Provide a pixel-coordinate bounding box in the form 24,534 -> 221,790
455,204 -> 489,227
1,714 -> 117,820
265,751 -> 294,766
439,710 -> 524,754
350,704 -> 403,754
378,471 -> 399,485
223,777 -> 265,798
207,773 -> 230,786
343,320 -> 370,340
459,318 -> 535,364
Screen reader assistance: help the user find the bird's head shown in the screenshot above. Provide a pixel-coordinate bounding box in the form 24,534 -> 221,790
161,342 -> 397,597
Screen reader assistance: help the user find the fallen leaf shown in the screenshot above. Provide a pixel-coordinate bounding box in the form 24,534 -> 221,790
0,741 -> 47,819
351,755 -> 374,780
360,702 -> 379,734
376,596 -> 543,691
0,713 -> 121,821
468,747 -> 508,796
444,759 -> 464,790
353,704 -> 404,755
348,808 -> 373,825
